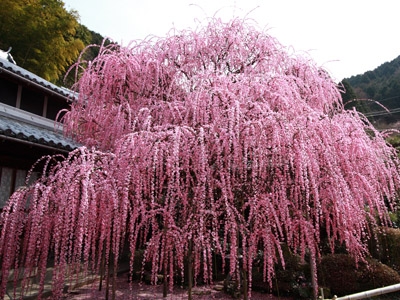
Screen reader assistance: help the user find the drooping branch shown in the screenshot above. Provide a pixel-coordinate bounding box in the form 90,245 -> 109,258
1,18 -> 400,299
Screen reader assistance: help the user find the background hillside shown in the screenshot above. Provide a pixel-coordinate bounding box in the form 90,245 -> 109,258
341,55 -> 400,126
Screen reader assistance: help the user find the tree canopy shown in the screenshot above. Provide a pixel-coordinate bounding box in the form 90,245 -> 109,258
1,19 -> 400,299
0,0 -> 85,82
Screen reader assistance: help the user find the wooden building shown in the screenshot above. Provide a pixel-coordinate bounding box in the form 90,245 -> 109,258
0,52 -> 78,207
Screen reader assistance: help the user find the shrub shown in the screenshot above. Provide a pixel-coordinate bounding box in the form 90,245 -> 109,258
251,245 -> 311,298
371,227 -> 400,273
318,254 -> 400,297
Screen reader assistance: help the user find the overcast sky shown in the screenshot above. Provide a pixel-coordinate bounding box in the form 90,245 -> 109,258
62,0 -> 400,81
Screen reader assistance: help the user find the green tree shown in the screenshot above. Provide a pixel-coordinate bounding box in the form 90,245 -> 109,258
58,26 -> 113,88
340,79 -> 357,103
0,0 -> 85,83
341,80 -> 371,117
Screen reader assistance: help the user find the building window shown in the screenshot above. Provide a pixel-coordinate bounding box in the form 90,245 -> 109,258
20,88 -> 45,116
46,96 -> 69,121
0,77 -> 18,107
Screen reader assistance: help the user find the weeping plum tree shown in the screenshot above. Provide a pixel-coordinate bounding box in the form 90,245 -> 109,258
1,18 -> 400,299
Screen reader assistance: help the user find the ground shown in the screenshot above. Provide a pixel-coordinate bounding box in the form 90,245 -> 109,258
61,274 -> 295,300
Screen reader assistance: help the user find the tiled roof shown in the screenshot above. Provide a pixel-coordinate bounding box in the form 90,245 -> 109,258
0,55 -> 79,152
0,114 -> 79,151
0,57 -> 76,99
0,48 -> 16,64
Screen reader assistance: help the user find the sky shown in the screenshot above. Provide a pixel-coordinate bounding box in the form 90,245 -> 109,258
62,0 -> 400,81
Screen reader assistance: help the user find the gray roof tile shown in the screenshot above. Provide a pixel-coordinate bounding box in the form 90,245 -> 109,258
0,57 -> 76,99
0,115 -> 79,151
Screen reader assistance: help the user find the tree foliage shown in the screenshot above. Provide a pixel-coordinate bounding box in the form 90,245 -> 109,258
340,79 -> 357,104
340,79 -> 370,114
0,0 -> 85,82
57,27 -> 113,88
1,19 -> 400,299
345,55 -> 400,123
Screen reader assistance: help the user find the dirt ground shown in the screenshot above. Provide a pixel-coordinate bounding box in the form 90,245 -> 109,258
62,274 -> 295,300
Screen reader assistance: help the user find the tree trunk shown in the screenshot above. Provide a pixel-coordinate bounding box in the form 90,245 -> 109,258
99,247 -> 105,291
163,267 -> 168,298
242,268 -> 248,300
188,240 -> 193,300
112,253 -> 117,300
163,228 -> 168,298
105,261 -> 110,300
310,252 -> 318,300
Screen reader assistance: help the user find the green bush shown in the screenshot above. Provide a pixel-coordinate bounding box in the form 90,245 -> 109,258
318,254 -> 400,297
370,227 -> 400,273
251,245 -> 311,298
